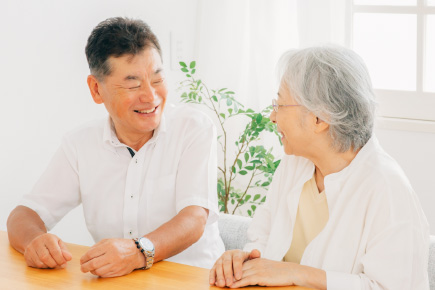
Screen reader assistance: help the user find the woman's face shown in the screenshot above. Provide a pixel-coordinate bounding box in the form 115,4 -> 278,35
270,82 -> 313,157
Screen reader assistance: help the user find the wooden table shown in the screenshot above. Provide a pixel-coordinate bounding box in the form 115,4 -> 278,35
0,231 -> 312,289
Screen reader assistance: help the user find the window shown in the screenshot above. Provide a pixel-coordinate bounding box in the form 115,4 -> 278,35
348,0 -> 435,122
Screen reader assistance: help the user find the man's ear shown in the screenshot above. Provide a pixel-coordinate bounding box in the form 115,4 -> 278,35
87,75 -> 104,104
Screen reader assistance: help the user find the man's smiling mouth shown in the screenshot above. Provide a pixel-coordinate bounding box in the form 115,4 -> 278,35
134,106 -> 157,114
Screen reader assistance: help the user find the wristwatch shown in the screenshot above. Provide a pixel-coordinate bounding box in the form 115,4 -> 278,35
133,237 -> 155,270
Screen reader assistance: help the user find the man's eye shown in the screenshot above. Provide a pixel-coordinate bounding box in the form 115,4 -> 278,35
153,79 -> 164,85
129,85 -> 140,89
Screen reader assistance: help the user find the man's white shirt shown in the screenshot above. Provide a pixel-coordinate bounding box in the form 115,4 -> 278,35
20,104 -> 225,268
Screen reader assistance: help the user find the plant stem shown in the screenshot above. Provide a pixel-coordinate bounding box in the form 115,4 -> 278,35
232,168 -> 258,214
201,80 -> 229,213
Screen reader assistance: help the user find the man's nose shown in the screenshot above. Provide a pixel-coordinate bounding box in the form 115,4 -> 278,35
138,82 -> 155,103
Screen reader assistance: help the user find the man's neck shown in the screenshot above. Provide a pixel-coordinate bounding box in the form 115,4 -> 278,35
113,125 -> 154,152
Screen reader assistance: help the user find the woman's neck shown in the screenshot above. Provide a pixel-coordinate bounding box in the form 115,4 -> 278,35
311,146 -> 360,193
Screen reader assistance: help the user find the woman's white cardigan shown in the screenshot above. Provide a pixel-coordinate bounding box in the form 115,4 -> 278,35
244,137 -> 429,290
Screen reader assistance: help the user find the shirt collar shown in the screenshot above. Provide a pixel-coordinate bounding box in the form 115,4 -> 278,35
103,113 -> 167,149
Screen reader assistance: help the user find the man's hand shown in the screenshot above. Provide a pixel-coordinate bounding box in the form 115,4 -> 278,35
209,249 -> 261,287
24,233 -> 72,269
80,238 -> 144,278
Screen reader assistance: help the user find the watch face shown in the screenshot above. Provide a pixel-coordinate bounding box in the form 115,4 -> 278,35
139,238 -> 154,251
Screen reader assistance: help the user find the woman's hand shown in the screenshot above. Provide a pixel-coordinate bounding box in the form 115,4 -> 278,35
228,258 -> 327,289
228,258 -> 298,288
209,249 -> 261,287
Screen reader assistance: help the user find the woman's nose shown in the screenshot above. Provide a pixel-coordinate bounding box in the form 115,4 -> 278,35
270,110 -> 277,124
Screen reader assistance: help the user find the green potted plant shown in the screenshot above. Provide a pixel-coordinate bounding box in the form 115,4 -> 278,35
178,61 -> 281,217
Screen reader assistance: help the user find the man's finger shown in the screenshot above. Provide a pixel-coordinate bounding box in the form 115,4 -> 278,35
35,246 -> 57,268
25,248 -> 48,268
58,240 -> 72,261
80,246 -> 105,264
90,263 -> 113,277
81,254 -> 110,273
44,239 -> 67,266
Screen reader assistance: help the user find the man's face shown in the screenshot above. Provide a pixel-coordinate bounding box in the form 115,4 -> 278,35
94,47 -> 167,140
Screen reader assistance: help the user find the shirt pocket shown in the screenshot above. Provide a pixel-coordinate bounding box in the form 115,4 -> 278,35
142,173 -> 177,231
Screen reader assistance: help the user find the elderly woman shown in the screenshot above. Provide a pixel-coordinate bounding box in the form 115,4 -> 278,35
209,46 -> 429,289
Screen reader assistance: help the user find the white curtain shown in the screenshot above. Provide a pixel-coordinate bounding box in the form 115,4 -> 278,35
194,0 -> 299,111
193,0 -> 347,110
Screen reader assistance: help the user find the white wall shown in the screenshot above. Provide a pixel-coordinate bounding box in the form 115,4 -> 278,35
0,0 -> 198,246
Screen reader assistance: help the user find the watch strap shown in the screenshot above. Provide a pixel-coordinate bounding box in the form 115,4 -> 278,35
133,237 -> 154,270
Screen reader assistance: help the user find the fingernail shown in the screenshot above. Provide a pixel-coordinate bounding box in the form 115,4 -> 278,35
226,278 -> 232,285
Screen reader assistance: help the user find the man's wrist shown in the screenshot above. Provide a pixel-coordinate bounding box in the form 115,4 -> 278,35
133,237 -> 155,270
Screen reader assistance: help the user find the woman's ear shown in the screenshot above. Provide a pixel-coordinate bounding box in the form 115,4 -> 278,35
87,75 -> 104,104
314,115 -> 329,134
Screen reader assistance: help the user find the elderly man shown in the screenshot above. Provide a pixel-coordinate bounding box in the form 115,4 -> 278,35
7,17 -> 224,277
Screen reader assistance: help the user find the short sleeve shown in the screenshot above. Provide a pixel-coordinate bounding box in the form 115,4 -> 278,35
174,120 -> 219,225
19,137 -> 81,230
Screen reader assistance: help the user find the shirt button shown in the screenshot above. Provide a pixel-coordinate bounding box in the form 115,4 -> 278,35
135,159 -> 137,163
129,230 -> 132,235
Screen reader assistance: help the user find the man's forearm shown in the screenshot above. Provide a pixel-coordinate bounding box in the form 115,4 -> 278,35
144,206 -> 209,263
7,205 -> 47,253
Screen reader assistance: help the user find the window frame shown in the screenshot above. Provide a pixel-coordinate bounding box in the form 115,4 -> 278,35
346,0 -> 435,123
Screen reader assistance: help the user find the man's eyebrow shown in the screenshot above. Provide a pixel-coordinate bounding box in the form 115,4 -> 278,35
124,75 -> 139,81
123,68 -> 163,81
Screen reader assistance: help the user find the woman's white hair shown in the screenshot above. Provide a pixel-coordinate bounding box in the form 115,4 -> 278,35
277,45 -> 377,152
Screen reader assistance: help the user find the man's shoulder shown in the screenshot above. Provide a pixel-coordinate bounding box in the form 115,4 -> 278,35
165,104 -> 215,130
63,117 -> 107,143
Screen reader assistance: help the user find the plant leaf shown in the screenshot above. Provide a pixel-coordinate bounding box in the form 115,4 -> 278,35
179,62 -> 187,68
190,61 -> 196,68
237,159 -> 242,169
239,170 -> 247,175
253,194 -> 261,201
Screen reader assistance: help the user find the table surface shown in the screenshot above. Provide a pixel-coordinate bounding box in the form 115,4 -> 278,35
0,231 -> 312,289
